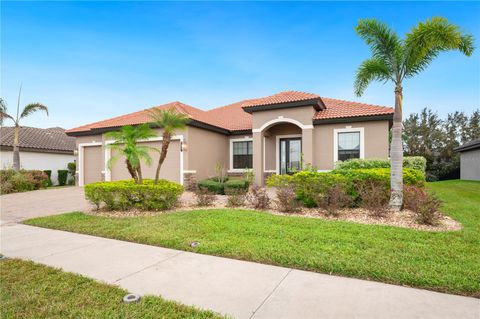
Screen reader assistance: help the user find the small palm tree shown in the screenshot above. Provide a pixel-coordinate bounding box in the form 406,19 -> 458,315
0,86 -> 49,171
354,17 -> 474,210
149,108 -> 190,184
105,124 -> 157,184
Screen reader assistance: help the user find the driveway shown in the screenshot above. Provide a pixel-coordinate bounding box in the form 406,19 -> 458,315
0,187 -> 91,224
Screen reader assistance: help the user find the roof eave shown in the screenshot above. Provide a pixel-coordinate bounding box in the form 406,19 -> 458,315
242,98 -> 323,114
313,114 -> 394,125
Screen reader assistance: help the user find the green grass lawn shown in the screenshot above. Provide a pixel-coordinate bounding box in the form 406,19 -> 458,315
25,180 -> 480,297
0,258 -> 221,319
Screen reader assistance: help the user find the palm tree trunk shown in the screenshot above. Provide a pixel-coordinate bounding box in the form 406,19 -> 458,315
137,164 -> 143,184
389,85 -> 404,211
154,132 -> 171,184
126,159 -> 138,183
13,124 -> 20,171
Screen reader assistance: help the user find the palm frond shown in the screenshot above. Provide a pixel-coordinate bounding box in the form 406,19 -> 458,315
149,107 -> 190,134
20,103 -> 49,119
404,17 -> 475,78
0,99 -> 15,126
354,58 -> 393,97
355,19 -> 402,75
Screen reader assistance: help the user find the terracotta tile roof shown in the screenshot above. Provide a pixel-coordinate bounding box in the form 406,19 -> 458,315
241,91 -> 321,108
66,101 -> 218,133
314,97 -> 393,120
66,91 -> 393,134
0,126 -> 75,153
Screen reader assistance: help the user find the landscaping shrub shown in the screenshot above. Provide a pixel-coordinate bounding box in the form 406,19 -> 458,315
403,185 -> 442,225
225,188 -> 246,207
274,186 -> 302,213
197,179 -> 225,194
43,170 -> 53,186
267,168 -> 424,211
246,185 -> 270,210
57,170 -> 68,186
67,162 -> 76,185
335,156 -> 427,174
198,178 -> 249,195
313,184 -> 352,216
356,180 -> 390,217
0,169 -> 48,194
194,188 -> 216,207
84,179 -> 183,211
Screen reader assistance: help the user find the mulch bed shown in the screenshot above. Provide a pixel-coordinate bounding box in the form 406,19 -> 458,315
88,191 -> 462,232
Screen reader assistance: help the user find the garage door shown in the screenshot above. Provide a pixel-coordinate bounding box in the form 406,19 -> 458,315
83,145 -> 103,185
110,140 -> 181,183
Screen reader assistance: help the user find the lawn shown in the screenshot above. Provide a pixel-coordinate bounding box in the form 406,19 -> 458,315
0,258 -> 221,319
25,180 -> 480,297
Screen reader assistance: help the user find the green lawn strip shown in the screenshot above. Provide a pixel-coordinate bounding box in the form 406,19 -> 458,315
0,258 -> 222,319
24,180 -> 480,297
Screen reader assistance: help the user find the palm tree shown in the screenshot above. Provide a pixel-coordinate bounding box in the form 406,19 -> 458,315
354,17 -> 474,210
105,124 -> 157,184
148,108 -> 190,184
0,86 -> 49,171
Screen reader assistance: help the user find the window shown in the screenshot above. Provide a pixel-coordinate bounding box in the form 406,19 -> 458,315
337,131 -> 360,161
232,141 -> 253,169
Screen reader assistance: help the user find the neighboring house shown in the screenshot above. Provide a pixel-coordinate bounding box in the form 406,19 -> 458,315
66,91 -> 394,186
454,138 -> 480,181
0,126 -> 76,184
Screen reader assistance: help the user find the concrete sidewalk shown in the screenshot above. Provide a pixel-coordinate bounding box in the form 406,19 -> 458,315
1,224 -> 478,319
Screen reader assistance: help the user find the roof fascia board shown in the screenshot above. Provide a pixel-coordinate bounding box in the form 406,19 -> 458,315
313,114 -> 393,125
242,98 -> 322,114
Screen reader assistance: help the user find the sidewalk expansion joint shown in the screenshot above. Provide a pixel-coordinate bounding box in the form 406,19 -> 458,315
114,250 -> 185,284
249,268 -> 293,319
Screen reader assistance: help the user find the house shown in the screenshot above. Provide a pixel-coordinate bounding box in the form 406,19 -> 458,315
454,138 -> 480,181
0,126 -> 76,184
66,91 -> 394,187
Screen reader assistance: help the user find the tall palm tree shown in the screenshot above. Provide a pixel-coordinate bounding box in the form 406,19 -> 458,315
354,17 -> 474,210
148,108 -> 190,184
105,124 -> 157,184
0,86 -> 49,171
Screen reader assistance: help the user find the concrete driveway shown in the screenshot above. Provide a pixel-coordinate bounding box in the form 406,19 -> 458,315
0,187 -> 91,224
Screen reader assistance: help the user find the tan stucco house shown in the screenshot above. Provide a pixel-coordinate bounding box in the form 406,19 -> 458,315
66,91 -> 394,187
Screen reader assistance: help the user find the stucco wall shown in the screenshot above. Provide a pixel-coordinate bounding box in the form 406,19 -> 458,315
186,126 -> 229,180
252,106 -> 315,129
460,149 -> 480,181
0,150 -> 74,185
313,120 -> 390,170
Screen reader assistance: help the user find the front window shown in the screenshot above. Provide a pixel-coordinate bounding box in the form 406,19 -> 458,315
232,141 -> 253,169
337,132 -> 360,161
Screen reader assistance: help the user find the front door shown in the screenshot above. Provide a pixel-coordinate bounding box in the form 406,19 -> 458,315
279,138 -> 302,174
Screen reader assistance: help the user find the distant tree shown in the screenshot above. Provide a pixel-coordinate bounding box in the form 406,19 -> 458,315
354,17 -> 474,210
148,108 -> 190,184
465,110 -> 480,141
0,85 -> 49,171
105,124 -> 157,184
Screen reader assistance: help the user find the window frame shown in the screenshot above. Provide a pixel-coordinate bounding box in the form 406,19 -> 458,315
229,137 -> 253,172
333,127 -> 364,163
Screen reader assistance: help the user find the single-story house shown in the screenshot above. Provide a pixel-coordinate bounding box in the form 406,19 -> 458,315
454,138 -> 480,181
0,126 -> 76,184
66,91 -> 394,187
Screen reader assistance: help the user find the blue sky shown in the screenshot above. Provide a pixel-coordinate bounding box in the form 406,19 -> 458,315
1,1 -> 479,129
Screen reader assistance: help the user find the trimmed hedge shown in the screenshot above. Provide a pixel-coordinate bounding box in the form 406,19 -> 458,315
197,178 -> 249,194
267,168 -> 425,207
0,169 -> 49,194
58,170 -> 68,186
84,179 -> 184,211
334,156 -> 427,173
43,170 -> 53,186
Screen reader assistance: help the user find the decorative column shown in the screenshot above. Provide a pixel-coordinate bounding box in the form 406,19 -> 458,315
253,131 -> 264,185
302,128 -> 314,168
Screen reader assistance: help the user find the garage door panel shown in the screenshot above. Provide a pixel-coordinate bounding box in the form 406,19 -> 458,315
110,140 -> 181,183
83,145 -> 103,184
